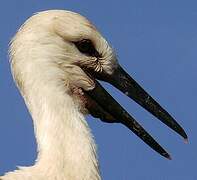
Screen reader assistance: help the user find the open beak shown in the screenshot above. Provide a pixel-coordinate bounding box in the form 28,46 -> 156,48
83,64 -> 187,159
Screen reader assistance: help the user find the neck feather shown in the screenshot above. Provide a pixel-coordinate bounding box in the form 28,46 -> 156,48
2,79 -> 101,180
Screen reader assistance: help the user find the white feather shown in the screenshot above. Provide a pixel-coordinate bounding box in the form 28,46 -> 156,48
2,10 -> 117,180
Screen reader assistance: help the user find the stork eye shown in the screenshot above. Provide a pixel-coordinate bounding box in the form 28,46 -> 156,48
75,39 -> 100,57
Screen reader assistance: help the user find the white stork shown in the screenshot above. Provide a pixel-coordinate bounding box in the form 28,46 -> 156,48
1,10 -> 187,180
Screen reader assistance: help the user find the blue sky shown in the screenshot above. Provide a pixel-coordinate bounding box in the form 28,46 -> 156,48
0,0 -> 197,179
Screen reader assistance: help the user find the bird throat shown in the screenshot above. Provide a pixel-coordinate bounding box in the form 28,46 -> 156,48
4,84 -> 101,180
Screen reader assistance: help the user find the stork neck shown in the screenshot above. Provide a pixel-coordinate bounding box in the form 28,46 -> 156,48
22,83 -> 100,180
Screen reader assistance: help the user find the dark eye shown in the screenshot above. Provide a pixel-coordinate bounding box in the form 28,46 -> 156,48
74,39 -> 100,57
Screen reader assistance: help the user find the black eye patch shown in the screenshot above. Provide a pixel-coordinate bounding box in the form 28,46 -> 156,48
74,39 -> 100,57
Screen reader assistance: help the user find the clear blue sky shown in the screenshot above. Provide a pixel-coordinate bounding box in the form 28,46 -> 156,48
0,0 -> 197,179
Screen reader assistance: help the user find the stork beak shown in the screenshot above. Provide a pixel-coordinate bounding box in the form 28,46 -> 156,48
84,64 -> 187,159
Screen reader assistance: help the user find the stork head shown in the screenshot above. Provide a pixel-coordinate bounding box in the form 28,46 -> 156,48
10,10 -> 187,159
